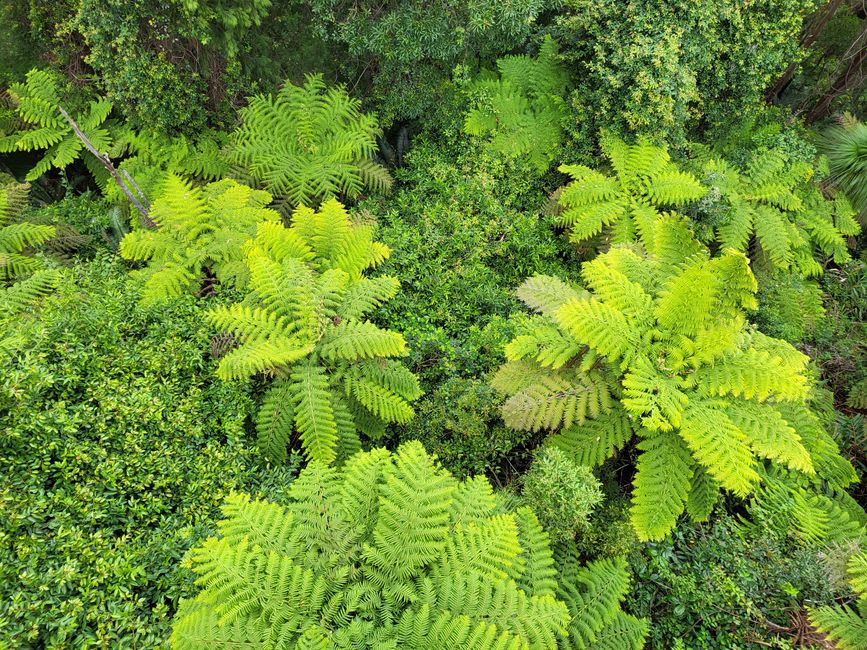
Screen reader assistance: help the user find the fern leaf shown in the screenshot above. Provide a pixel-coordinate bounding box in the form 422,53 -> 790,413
679,401 -> 759,496
548,405 -> 634,467
256,380 -> 296,465
631,431 -> 693,541
318,321 -> 406,362
517,275 -> 587,317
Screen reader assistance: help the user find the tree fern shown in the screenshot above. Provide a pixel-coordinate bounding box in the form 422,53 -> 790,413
555,133 -> 705,247
173,442 -> 620,649
464,36 -> 568,174
493,214 -> 863,541
809,550 -> 867,650
0,181 -> 58,315
208,199 -> 420,465
699,148 -> 861,276
230,74 -> 392,210
0,69 -> 115,182
119,176 -> 280,305
822,119 -> 867,220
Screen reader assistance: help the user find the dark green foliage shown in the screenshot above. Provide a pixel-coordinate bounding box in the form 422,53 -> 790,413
307,0 -> 551,123
19,0 -> 274,132
398,377 -> 532,480
368,139 -> 576,387
555,0 -> 816,143
631,516 -> 844,650
0,256 -> 296,648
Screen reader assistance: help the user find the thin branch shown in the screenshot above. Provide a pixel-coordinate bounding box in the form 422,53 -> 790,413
56,105 -> 155,229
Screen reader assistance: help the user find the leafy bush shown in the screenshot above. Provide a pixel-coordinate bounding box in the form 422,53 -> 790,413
307,0 -> 550,123
0,256 -> 296,648
398,377 -> 531,480
367,140 -> 576,387
632,516 -> 844,650
208,200 -> 421,465
230,74 -> 392,210
171,441 -> 647,649
493,214 -> 862,542
521,446 -> 603,543
555,0 -> 814,143
20,0 -> 275,132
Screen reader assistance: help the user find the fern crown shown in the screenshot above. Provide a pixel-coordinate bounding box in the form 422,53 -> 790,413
171,442 -> 647,650
555,133 -> 706,247
230,74 -> 392,210
0,69 -> 115,182
464,36 -> 569,174
698,147 -> 861,276
208,199 -> 421,465
493,215 -> 862,542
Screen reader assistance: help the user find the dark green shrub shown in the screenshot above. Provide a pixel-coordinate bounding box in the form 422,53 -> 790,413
0,255 -> 296,648
307,0 -> 551,124
630,516 -> 844,649
367,139 -> 576,387
398,377 -> 531,480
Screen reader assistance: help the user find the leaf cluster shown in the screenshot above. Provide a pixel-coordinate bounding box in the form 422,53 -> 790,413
208,199 -> 421,465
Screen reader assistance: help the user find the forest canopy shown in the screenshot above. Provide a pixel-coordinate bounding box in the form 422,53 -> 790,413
1,1 -> 867,648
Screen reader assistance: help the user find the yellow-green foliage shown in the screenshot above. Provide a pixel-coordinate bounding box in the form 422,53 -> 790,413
809,550 -> 867,650
231,74 -> 392,210
0,180 -> 58,315
492,215 -> 862,542
170,442 -> 646,649
119,176 -> 280,305
464,36 -> 568,174
556,133 -> 705,246
0,68 -> 114,182
699,148 -> 861,276
208,199 -> 421,465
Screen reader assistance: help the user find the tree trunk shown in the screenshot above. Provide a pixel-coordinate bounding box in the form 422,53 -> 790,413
806,20 -> 867,121
766,0 -> 846,102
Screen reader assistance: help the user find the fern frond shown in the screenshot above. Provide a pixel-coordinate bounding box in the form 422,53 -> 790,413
290,362 -> 339,465
548,405 -> 634,467
630,431 -> 693,541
